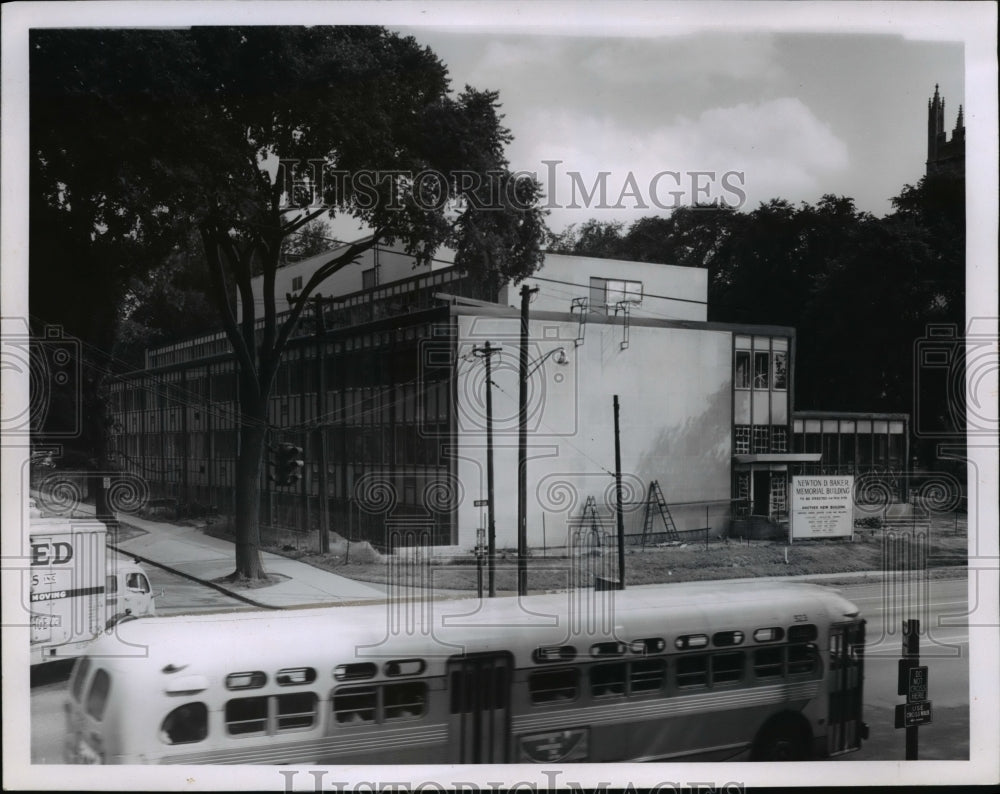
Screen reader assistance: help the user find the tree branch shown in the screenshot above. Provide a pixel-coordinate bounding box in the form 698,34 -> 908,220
199,223 -> 258,383
270,234 -> 380,374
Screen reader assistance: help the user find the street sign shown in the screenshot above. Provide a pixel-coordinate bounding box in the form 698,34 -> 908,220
474,499 -> 489,507
895,701 -> 932,729
907,666 -> 929,703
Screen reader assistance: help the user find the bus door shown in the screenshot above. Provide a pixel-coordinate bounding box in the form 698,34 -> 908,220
827,620 -> 867,755
446,652 -> 512,763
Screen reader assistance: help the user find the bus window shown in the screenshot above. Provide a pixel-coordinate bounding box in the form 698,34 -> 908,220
225,696 -> 268,735
384,659 -> 426,677
276,667 -> 316,686
590,641 -> 626,657
226,671 -> 267,690
70,656 -> 91,702
712,631 -> 744,647
160,702 -> 208,744
753,627 -> 784,643
788,644 -> 817,675
712,652 -> 745,684
630,659 -> 666,693
334,662 -> 377,681
333,686 -> 376,724
529,669 -> 579,704
753,647 -> 784,678
788,624 -> 818,642
676,655 -> 708,688
85,669 -> 111,721
384,682 -> 427,720
590,663 -> 626,698
276,692 -> 318,730
629,637 -> 665,655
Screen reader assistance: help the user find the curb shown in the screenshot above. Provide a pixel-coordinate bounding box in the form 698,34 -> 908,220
109,538 -> 283,611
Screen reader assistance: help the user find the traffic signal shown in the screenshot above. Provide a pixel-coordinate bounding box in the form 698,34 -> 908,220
273,443 -> 304,486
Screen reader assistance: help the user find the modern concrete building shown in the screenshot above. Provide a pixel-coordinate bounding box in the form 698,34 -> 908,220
108,240 -> 903,552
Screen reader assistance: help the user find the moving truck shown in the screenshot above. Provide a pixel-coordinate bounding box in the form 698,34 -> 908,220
29,514 -> 156,665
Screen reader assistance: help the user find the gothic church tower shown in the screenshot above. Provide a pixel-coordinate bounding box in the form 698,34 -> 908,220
926,84 -> 965,177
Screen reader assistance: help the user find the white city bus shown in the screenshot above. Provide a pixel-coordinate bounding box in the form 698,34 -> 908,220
63,580 -> 866,764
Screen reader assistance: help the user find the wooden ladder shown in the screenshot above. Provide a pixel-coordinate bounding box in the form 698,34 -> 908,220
641,480 -> 680,547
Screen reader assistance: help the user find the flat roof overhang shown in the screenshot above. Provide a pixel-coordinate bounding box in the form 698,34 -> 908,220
733,453 -> 823,464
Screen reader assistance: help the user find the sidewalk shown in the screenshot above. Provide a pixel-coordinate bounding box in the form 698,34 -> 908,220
113,515 -> 390,608
31,493 -> 388,609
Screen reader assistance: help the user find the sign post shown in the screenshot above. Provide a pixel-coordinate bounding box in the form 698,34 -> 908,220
894,619 -> 930,759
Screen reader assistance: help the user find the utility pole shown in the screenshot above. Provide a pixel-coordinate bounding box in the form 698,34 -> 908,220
613,394 -> 626,590
473,341 -> 501,597
314,295 -> 330,553
517,283 -> 539,597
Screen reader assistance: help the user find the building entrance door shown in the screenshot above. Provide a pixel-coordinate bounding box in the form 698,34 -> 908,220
752,470 -> 771,516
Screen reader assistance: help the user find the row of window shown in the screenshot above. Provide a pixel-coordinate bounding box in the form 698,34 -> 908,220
734,425 -> 788,455
735,350 -> 787,391
160,681 -> 429,745
527,643 -> 817,705
162,643 -> 820,745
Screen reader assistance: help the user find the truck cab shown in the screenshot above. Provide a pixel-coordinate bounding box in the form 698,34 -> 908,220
105,558 -> 156,628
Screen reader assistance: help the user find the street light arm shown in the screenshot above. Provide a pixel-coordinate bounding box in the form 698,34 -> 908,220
525,346 -> 569,379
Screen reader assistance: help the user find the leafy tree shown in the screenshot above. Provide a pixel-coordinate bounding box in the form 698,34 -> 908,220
31,26 -> 546,579
280,218 -> 337,265
548,180 -> 963,469
546,220 -> 626,259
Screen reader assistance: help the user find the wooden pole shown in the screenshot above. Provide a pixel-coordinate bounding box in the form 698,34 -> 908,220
614,395 -> 625,590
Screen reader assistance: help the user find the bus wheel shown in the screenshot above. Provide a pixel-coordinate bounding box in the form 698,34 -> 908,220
751,716 -> 811,761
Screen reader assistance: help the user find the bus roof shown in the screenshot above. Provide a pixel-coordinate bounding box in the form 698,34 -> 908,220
90,581 -> 860,682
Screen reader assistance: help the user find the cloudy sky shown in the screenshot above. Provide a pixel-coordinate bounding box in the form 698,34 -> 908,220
0,2 -> 990,242
400,26 -> 964,230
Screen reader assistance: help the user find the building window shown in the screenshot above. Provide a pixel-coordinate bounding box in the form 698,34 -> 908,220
770,476 -> 787,515
735,471 -> 751,519
607,279 -> 642,306
735,351 -> 751,389
772,426 -> 788,453
590,277 -> 642,309
772,351 -> 787,390
752,426 -> 769,454
734,425 -> 751,455
291,275 -> 303,291
753,352 -> 769,389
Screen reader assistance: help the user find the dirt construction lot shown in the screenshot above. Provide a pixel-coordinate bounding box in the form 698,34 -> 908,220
253,512 -> 968,592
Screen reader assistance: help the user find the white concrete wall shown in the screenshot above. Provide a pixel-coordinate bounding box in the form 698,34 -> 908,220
498,253 -> 707,322
453,312 -> 732,552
